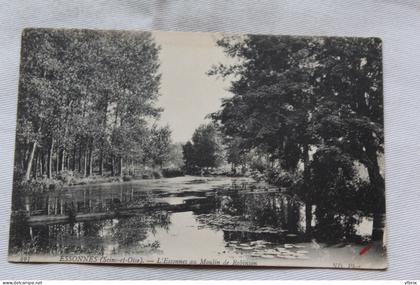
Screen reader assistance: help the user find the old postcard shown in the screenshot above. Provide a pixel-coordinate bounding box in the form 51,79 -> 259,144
8,28 -> 386,269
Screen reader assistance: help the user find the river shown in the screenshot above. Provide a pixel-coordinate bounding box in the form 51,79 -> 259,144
8,175 -> 386,268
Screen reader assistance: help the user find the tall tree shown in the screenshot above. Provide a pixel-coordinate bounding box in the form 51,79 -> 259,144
210,34 -> 384,240
182,141 -> 196,174
191,124 -> 222,169
145,125 -> 172,169
14,28 -> 164,181
311,37 -> 384,240
181,124 -> 222,173
209,35 -> 320,234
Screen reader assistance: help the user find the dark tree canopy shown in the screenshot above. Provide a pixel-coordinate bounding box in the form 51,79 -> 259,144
210,34 -> 384,241
182,124 -> 222,173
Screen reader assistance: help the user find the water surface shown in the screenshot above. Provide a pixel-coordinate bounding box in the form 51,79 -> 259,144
9,176 -> 384,268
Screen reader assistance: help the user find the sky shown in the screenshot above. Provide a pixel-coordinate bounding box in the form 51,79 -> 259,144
152,31 -> 236,143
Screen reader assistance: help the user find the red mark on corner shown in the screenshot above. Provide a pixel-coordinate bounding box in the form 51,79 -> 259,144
359,244 -> 372,256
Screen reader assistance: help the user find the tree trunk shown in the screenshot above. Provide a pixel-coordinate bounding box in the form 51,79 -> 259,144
119,157 -> 123,178
99,96 -> 108,176
78,142 -> 82,173
60,199 -> 64,215
24,196 -> 31,214
99,149 -> 103,176
32,149 -> 38,179
48,138 -> 54,179
54,197 -> 58,215
24,141 -> 37,181
61,149 -> 65,172
83,149 -> 87,177
20,149 -> 26,172
72,145 -> 76,172
365,145 -> 385,241
302,144 -> 312,238
111,156 -> 115,176
56,149 -> 59,174
41,152 -> 45,176
305,202 -> 312,237
88,147 -> 93,176
38,153 -> 41,176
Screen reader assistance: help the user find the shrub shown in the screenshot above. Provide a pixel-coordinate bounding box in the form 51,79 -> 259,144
14,178 -> 64,195
122,175 -> 132,182
162,168 -> 184,178
266,169 -> 303,189
249,159 -> 268,174
140,169 -> 162,179
56,170 -> 76,184
152,170 -> 162,179
142,173 -> 152,179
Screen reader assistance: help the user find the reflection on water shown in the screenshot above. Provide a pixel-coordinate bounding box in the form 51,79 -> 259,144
9,176 -> 373,259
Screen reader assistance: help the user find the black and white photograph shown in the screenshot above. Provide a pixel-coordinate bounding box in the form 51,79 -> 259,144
8,28 -> 386,269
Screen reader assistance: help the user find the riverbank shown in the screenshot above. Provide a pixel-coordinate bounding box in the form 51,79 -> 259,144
14,166 -> 250,196
9,175 -> 383,269
13,167 -> 186,193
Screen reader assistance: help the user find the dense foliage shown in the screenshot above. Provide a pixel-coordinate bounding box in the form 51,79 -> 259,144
182,124 -> 223,174
209,35 -> 384,241
15,29 -> 174,182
